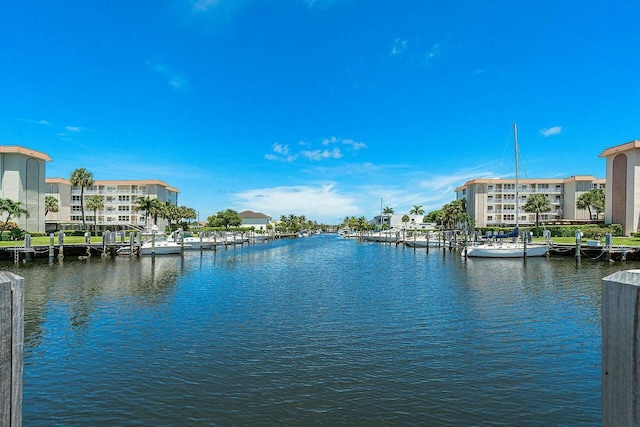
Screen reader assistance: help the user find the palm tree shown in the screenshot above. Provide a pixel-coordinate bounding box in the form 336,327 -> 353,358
70,168 -> 94,231
409,204 -> 424,216
382,206 -> 394,229
0,198 -> 29,231
401,214 -> 410,230
523,193 -> 552,234
85,195 -> 104,235
134,196 -> 154,230
45,195 -> 59,216
576,188 -> 605,220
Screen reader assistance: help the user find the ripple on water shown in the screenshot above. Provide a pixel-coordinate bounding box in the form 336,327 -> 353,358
17,236 -> 607,425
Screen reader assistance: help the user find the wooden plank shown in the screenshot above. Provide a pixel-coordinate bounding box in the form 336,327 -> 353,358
0,280 -> 11,426
0,272 -> 24,427
602,270 -> 640,427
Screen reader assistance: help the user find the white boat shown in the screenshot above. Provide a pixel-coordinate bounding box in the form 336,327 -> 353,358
139,234 -> 190,255
464,124 -> 549,258
405,233 -> 442,248
166,231 -> 218,250
463,241 -> 549,258
363,230 -> 399,243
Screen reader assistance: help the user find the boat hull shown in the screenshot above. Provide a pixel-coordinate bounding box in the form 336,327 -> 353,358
139,242 -> 188,255
464,243 -> 549,258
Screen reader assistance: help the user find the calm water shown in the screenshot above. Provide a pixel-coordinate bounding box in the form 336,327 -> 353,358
13,235 -> 619,425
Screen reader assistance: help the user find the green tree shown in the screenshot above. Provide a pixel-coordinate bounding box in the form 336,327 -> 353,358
523,193 -> 552,232
441,199 -> 471,230
45,195 -> 59,216
409,204 -> 424,216
382,206 -> 394,229
207,209 -> 242,229
134,196 -> 154,229
401,214 -> 410,230
85,194 -> 104,235
576,188 -> 605,220
70,168 -> 94,231
424,209 -> 442,224
0,198 -> 29,232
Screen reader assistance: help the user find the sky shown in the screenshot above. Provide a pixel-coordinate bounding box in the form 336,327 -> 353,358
2,1 -> 640,224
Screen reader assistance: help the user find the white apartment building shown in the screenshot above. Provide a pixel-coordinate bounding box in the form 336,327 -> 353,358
0,146 -> 51,232
455,175 -> 605,228
46,178 -> 179,232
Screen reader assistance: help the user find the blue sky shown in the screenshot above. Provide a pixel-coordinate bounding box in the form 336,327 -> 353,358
2,1 -> 639,224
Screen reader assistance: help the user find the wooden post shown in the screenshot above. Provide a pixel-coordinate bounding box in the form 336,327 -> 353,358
151,230 -> 156,257
129,232 -> 135,257
602,270 -> 640,426
0,272 -> 24,427
57,231 -> 64,260
575,230 -> 582,262
23,235 -> 31,263
48,233 -> 54,263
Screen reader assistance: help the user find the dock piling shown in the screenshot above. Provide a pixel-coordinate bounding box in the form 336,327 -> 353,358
0,272 -> 24,427
602,270 -> 640,426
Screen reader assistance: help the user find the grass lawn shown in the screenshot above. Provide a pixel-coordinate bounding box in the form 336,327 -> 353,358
0,236 -> 105,247
532,236 -> 640,247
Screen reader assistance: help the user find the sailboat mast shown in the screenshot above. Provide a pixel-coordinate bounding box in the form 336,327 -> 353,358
514,123 -> 519,229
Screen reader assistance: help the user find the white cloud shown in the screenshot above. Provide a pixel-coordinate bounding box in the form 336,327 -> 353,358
321,136 -> 366,150
426,42 -> 442,62
540,126 -> 563,137
267,136 -> 364,162
391,38 -> 408,56
65,126 -> 83,133
265,143 -> 298,162
301,148 -> 342,161
191,0 -> 222,12
273,142 -> 290,154
234,183 -> 361,223
25,119 -> 51,126
342,138 -> 366,150
304,0 -> 338,9
146,61 -> 188,91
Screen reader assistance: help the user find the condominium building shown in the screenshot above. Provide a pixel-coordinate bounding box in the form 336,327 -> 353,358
45,178 -> 179,232
455,175 -> 605,228
0,146 -> 51,232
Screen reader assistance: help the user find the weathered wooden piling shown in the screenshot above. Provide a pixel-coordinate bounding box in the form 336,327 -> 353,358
575,230 -> 582,262
602,270 -> 640,426
48,233 -> 54,263
57,231 -> 64,260
0,272 -> 24,427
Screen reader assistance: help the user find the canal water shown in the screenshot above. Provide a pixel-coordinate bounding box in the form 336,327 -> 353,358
14,234 -> 617,425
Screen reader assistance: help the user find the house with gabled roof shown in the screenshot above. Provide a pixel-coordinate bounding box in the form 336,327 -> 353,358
238,210 -> 273,232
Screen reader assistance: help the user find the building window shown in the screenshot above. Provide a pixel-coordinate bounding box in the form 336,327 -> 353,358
118,195 -> 130,202
118,216 -> 130,221
118,206 -> 130,211
72,195 -> 81,202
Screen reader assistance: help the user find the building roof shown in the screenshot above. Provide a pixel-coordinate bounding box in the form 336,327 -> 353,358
46,178 -> 179,192
599,140 -> 640,158
454,175 -> 604,192
0,145 -> 51,161
238,210 -> 271,219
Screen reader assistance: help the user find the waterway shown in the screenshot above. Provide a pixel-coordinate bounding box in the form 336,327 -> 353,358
13,234 -> 619,425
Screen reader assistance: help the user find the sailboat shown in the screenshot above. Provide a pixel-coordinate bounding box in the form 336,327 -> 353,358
464,124 -> 550,258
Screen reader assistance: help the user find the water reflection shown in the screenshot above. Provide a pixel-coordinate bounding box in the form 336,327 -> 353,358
7,255 -> 182,352
16,236 -> 623,425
